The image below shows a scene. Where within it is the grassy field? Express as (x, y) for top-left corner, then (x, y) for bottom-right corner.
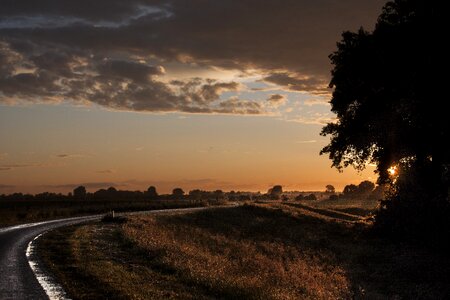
(38, 202), (450, 299)
(300, 197), (379, 217)
(0, 198), (211, 227)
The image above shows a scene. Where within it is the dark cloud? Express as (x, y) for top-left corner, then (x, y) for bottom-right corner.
(0, 0), (384, 113)
(198, 82), (240, 104)
(263, 73), (329, 95)
(96, 60), (165, 83)
(267, 94), (287, 107)
(30, 51), (74, 77)
(218, 97), (262, 115)
(0, 41), (261, 113)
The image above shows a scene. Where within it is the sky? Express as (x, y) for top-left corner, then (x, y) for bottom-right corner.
(0, 0), (385, 194)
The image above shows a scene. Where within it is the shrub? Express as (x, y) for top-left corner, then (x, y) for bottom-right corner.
(303, 194), (317, 201)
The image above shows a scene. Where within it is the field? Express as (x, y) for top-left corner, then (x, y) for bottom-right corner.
(299, 196), (379, 217)
(0, 198), (210, 227)
(37, 202), (450, 299)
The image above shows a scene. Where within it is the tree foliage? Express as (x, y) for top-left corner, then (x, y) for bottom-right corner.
(321, 0), (447, 187)
(343, 184), (358, 198)
(172, 188), (185, 198)
(268, 185), (283, 199)
(325, 185), (335, 193)
(321, 0), (449, 239)
(146, 186), (158, 199)
(358, 181), (375, 195)
(73, 186), (87, 200)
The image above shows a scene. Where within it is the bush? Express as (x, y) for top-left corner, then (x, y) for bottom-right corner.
(303, 194), (317, 201)
(328, 194), (339, 201)
(295, 194), (304, 201)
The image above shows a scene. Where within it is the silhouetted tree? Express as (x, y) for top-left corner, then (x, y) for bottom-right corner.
(73, 186), (87, 200)
(107, 186), (117, 194)
(238, 194), (251, 201)
(328, 194), (339, 201)
(268, 185), (283, 199)
(146, 186), (158, 199)
(357, 181), (375, 195)
(172, 188), (185, 198)
(321, 0), (447, 184)
(227, 190), (237, 201)
(303, 193), (317, 201)
(213, 190), (224, 201)
(321, 0), (449, 238)
(188, 189), (204, 200)
(343, 184), (358, 198)
(325, 185), (335, 194)
(295, 194), (304, 201)
(368, 184), (387, 201)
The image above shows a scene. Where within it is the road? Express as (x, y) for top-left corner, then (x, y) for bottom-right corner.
(0, 206), (221, 299)
(0, 215), (102, 299)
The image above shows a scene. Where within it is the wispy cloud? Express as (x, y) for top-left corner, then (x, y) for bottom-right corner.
(288, 112), (337, 125)
(303, 98), (330, 106)
(0, 162), (65, 171)
(0, 184), (15, 190)
(55, 153), (86, 158)
(266, 94), (287, 108)
(96, 169), (116, 174)
(0, 163), (42, 170)
(295, 140), (317, 144)
(42, 182), (122, 190)
(198, 146), (214, 154)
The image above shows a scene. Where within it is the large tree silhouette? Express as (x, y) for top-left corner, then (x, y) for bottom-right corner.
(321, 1), (448, 237)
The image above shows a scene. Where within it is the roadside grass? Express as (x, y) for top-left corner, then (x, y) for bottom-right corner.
(0, 199), (210, 227)
(38, 204), (450, 299)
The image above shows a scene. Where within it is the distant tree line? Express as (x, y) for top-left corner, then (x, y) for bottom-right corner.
(323, 181), (385, 202)
(0, 182), (384, 203)
(1, 185), (245, 202)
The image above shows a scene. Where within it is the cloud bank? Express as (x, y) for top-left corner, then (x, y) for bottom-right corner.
(0, 0), (384, 114)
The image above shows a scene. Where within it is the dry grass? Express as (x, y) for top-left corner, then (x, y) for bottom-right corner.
(123, 205), (354, 299)
(305, 197), (379, 217)
(0, 199), (207, 227)
(39, 203), (450, 299)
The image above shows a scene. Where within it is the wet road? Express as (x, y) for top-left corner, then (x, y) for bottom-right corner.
(0, 215), (102, 299)
(0, 206), (225, 299)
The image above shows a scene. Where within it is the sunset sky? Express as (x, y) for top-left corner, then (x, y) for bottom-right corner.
(0, 0), (385, 194)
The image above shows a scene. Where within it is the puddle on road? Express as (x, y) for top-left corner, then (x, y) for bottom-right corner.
(26, 234), (70, 300)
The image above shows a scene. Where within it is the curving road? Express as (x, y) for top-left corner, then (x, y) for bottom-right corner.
(0, 206), (222, 299)
(0, 215), (102, 299)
